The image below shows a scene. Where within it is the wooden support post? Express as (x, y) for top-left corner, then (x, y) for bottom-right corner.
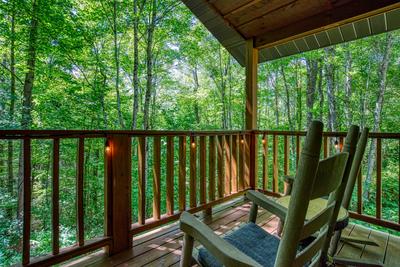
(179, 136), (186, 211)
(245, 39), (258, 190)
(153, 137), (161, 219)
(105, 135), (132, 255)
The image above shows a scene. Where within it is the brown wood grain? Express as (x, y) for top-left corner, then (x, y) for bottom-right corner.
(217, 135), (224, 198)
(208, 136), (216, 202)
(52, 138), (60, 255)
(190, 136), (197, 208)
(179, 136), (186, 211)
(272, 135), (278, 193)
(238, 135), (245, 191)
(199, 136), (206, 204)
(323, 136), (329, 158)
(138, 136), (146, 225)
(231, 134), (238, 193)
(23, 138), (31, 265)
(153, 136), (161, 219)
(77, 137), (85, 246)
(262, 135), (268, 191)
(166, 136), (174, 215)
(224, 135), (231, 195)
(376, 138), (382, 219)
(284, 135), (289, 176)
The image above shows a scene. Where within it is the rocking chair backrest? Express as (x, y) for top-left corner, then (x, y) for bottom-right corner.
(275, 121), (349, 267)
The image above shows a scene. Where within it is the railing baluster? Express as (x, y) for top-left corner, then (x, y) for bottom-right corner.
(284, 135), (289, 176)
(238, 135), (245, 191)
(166, 136), (174, 215)
(339, 136), (344, 152)
(224, 135), (231, 195)
(52, 138), (60, 255)
(357, 163), (363, 214)
(208, 136), (216, 201)
(244, 135), (250, 188)
(376, 138), (382, 219)
(262, 134), (268, 191)
(153, 136), (161, 219)
(217, 136), (224, 198)
(199, 136), (206, 205)
(231, 135), (238, 193)
(22, 138), (31, 265)
(77, 138), (85, 246)
(179, 136), (186, 211)
(138, 136), (146, 225)
(190, 136), (197, 208)
(296, 135), (300, 167)
(273, 134), (278, 193)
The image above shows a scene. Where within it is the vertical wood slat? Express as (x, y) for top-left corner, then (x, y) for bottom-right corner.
(138, 137), (146, 225)
(376, 138), (382, 219)
(323, 136), (329, 158)
(231, 135), (238, 193)
(238, 135), (245, 191)
(296, 135), (300, 167)
(262, 135), (268, 191)
(339, 136), (344, 152)
(199, 136), (206, 205)
(179, 136), (186, 211)
(284, 135), (289, 176)
(224, 135), (231, 195)
(272, 135), (278, 193)
(357, 163), (363, 214)
(217, 136), (224, 198)
(244, 135), (250, 188)
(249, 133), (258, 189)
(190, 136), (197, 208)
(166, 136), (174, 215)
(77, 138), (85, 246)
(52, 138), (60, 255)
(399, 140), (400, 224)
(22, 138), (31, 265)
(153, 137), (161, 219)
(208, 136), (216, 202)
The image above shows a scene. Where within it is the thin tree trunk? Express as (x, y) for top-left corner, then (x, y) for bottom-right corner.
(192, 65), (200, 125)
(295, 60), (302, 130)
(131, 0), (140, 129)
(113, 0), (125, 128)
(343, 46), (353, 127)
(324, 47), (337, 132)
(143, 0), (156, 130)
(280, 66), (293, 130)
(364, 33), (394, 199)
(317, 61), (324, 121)
(305, 58), (318, 127)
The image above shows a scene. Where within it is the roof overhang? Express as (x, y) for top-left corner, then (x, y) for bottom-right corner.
(181, 0), (400, 66)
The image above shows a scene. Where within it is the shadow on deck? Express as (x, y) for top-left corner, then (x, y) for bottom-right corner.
(63, 197), (400, 267)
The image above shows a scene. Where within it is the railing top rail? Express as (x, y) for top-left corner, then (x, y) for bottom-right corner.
(0, 129), (399, 139)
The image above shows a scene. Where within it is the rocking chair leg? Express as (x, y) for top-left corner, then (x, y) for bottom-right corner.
(180, 234), (195, 267)
(249, 203), (258, 223)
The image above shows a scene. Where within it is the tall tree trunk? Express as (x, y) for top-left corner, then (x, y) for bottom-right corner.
(18, 0), (40, 220)
(7, 2), (16, 218)
(317, 62), (324, 121)
(113, 0), (125, 128)
(272, 74), (279, 127)
(143, 0), (156, 130)
(280, 66), (293, 130)
(218, 46), (228, 129)
(295, 60), (302, 130)
(343, 46), (353, 127)
(324, 47), (337, 132)
(364, 33), (394, 199)
(131, 0), (140, 129)
(305, 58), (318, 127)
(192, 65), (200, 125)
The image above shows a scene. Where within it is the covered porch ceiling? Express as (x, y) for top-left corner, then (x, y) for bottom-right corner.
(181, 0), (400, 66)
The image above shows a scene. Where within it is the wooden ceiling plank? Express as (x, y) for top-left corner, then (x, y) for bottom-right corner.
(223, 0), (261, 17)
(209, 0), (254, 15)
(254, 1), (400, 49)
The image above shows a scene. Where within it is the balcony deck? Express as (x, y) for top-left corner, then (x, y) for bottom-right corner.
(64, 197), (400, 267)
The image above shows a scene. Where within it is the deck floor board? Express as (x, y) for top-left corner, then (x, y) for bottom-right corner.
(65, 198), (400, 267)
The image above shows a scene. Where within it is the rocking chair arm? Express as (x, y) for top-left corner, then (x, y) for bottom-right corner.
(246, 190), (287, 220)
(179, 212), (262, 267)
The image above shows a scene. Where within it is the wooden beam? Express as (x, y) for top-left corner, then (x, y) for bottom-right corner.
(105, 135), (132, 255)
(255, 1), (400, 49)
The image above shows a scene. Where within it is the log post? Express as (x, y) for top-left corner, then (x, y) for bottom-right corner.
(105, 135), (132, 255)
(245, 39), (258, 189)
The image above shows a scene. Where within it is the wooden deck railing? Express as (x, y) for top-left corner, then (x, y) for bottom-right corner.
(0, 129), (399, 266)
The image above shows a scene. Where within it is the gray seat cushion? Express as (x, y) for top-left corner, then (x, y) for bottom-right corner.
(198, 222), (279, 267)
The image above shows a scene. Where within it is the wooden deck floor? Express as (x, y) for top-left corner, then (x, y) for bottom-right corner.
(64, 198), (400, 267)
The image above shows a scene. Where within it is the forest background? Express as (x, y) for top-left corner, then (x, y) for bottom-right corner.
(0, 0), (399, 266)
